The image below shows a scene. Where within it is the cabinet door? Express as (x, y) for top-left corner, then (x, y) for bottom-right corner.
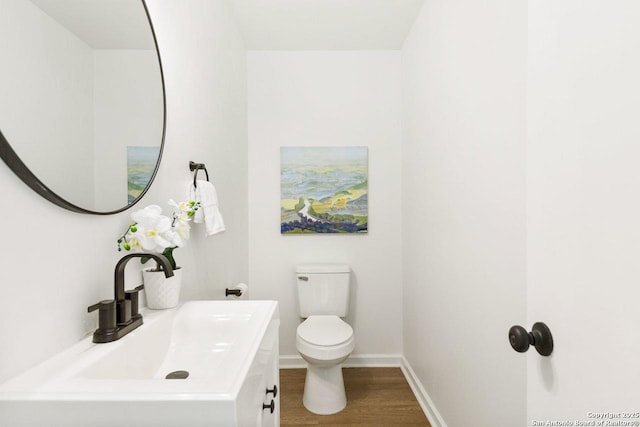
(261, 334), (279, 427)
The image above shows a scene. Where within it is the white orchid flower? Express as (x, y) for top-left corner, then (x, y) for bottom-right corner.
(124, 234), (143, 252)
(119, 200), (199, 269)
(169, 199), (196, 222)
(140, 217), (172, 251)
(121, 223), (145, 252)
(128, 205), (173, 252)
(172, 219), (191, 245)
(131, 205), (163, 227)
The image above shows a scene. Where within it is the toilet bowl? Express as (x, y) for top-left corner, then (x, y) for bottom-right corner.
(295, 264), (354, 414)
(296, 315), (355, 415)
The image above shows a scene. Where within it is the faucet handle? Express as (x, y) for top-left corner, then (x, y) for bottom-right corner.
(88, 300), (116, 333)
(125, 285), (145, 317)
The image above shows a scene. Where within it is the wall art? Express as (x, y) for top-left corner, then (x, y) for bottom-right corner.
(281, 146), (368, 234)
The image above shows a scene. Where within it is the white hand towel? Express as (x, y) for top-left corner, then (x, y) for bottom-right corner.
(187, 180), (226, 236)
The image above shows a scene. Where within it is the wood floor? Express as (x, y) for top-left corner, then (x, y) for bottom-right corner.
(279, 368), (431, 427)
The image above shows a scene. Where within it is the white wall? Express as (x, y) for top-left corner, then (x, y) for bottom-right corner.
(148, 0), (248, 303)
(248, 51), (403, 360)
(527, 0), (640, 422)
(401, 1), (527, 426)
(0, 0), (247, 383)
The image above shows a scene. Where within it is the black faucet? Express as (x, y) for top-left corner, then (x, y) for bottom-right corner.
(88, 253), (174, 343)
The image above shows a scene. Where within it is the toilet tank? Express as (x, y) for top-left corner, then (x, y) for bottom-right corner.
(296, 264), (351, 318)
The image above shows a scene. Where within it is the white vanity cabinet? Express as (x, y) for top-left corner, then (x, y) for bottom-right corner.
(0, 301), (280, 427)
(236, 307), (280, 426)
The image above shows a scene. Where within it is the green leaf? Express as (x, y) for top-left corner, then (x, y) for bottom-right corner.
(163, 247), (178, 270)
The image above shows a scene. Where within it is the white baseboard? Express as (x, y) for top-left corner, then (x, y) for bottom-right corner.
(279, 355), (307, 369)
(279, 354), (445, 426)
(400, 356), (448, 427)
(279, 354), (402, 369)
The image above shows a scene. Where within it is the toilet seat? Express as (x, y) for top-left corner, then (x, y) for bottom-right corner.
(297, 315), (353, 346)
(296, 315), (355, 362)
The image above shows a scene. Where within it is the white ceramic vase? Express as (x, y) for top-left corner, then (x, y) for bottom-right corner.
(142, 267), (182, 309)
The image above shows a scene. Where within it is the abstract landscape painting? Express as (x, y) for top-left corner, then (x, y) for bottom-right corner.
(127, 146), (160, 204)
(281, 146), (368, 234)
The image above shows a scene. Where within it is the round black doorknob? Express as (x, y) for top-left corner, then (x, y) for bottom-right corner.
(509, 325), (531, 353)
(508, 322), (553, 356)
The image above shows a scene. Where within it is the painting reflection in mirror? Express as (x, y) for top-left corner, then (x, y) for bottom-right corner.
(127, 146), (160, 204)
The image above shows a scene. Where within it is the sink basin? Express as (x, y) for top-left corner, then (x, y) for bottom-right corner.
(0, 300), (280, 427)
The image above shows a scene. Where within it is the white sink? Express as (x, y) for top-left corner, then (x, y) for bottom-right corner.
(0, 300), (280, 427)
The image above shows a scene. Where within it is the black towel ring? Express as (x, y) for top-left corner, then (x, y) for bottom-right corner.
(189, 161), (209, 188)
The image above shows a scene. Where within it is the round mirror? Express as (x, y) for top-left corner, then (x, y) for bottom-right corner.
(0, 0), (165, 214)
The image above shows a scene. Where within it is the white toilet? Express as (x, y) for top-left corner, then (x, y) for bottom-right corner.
(295, 264), (355, 415)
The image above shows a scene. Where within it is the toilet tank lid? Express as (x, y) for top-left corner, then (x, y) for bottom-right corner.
(295, 264), (350, 274)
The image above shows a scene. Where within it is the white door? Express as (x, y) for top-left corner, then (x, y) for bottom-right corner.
(526, 1), (640, 424)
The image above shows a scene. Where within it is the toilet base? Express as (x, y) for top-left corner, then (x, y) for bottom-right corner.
(302, 363), (347, 415)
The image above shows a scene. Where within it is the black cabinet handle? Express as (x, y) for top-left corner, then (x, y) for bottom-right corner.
(509, 322), (553, 356)
(266, 384), (277, 398)
(263, 399), (275, 414)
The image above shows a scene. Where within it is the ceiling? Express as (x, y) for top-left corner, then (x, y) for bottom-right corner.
(28, 0), (424, 51)
(230, 0), (425, 50)
(29, 0), (154, 49)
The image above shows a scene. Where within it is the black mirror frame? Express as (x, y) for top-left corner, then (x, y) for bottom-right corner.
(0, 0), (166, 215)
